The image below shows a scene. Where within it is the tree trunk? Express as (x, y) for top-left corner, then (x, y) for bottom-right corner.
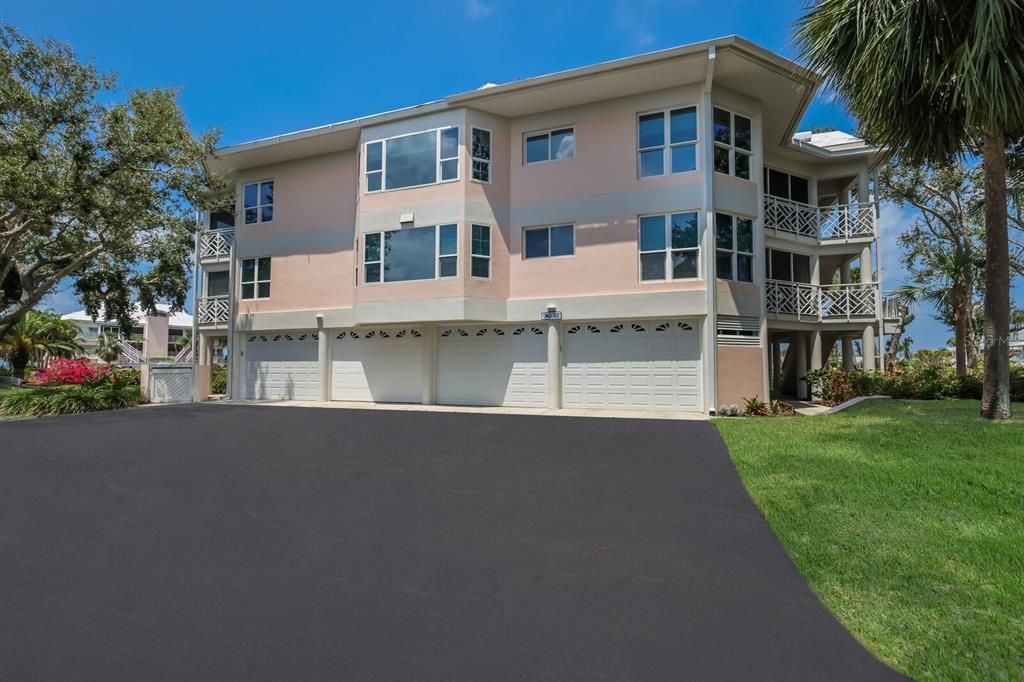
(953, 292), (968, 378)
(980, 131), (1011, 420)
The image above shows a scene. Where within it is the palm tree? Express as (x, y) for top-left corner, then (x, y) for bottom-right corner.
(94, 332), (122, 364)
(797, 0), (1024, 419)
(0, 310), (83, 378)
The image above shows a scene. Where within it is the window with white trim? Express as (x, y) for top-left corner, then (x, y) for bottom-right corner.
(243, 181), (273, 224)
(715, 213), (754, 282)
(362, 224), (458, 284)
(471, 224), (491, 278)
(364, 127), (460, 193)
(524, 224), (574, 259)
(471, 127), (491, 182)
(524, 127), (574, 164)
(712, 108), (752, 179)
(638, 107), (698, 178)
(241, 257), (271, 299)
(764, 167), (810, 204)
(639, 212), (699, 281)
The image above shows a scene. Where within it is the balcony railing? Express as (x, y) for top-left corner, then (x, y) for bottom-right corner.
(764, 195), (877, 242)
(197, 295), (230, 326)
(766, 279), (880, 321)
(881, 293), (907, 321)
(199, 228), (234, 261)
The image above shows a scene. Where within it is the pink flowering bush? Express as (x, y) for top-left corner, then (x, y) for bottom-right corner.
(27, 358), (111, 386)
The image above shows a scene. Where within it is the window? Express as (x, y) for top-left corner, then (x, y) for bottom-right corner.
(715, 213), (754, 282)
(638, 107), (698, 178)
(639, 212), (699, 281)
(764, 167), (810, 204)
(524, 127), (574, 164)
(524, 224), (574, 259)
(209, 210), (235, 229)
(364, 127), (460, 193)
(471, 127), (491, 182)
(206, 270), (230, 297)
(712, 108), (752, 180)
(243, 181), (273, 224)
(471, 224), (491, 278)
(241, 257), (271, 299)
(363, 224), (458, 283)
(767, 248), (810, 283)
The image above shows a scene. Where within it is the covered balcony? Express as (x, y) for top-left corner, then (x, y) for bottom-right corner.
(766, 280), (880, 322)
(199, 227), (234, 262)
(197, 295), (230, 326)
(763, 195), (877, 242)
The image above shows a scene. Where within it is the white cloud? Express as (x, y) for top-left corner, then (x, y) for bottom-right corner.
(465, 0), (495, 19)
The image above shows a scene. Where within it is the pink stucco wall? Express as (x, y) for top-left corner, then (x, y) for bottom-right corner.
(717, 345), (765, 406)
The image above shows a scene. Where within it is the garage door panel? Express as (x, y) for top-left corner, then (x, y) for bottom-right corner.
(332, 328), (423, 403)
(563, 320), (701, 412)
(244, 332), (320, 400)
(437, 326), (547, 408)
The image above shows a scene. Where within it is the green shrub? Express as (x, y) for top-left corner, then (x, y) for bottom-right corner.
(113, 367), (141, 386)
(0, 373), (140, 417)
(805, 363), (1024, 406)
(211, 365), (227, 394)
(743, 395), (770, 416)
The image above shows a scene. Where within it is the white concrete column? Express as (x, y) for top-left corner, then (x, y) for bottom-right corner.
(810, 330), (823, 372)
(771, 341), (782, 395)
(862, 324), (876, 372)
(842, 336), (855, 371)
(860, 245), (872, 283)
(198, 334), (210, 365)
(795, 333), (809, 400)
(547, 321), (562, 409)
(317, 325), (329, 402)
(810, 254), (821, 286)
(840, 260), (852, 285)
(421, 324), (437, 405)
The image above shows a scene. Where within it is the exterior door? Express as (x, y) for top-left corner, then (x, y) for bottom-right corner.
(331, 327), (424, 403)
(244, 332), (320, 400)
(436, 325), (548, 407)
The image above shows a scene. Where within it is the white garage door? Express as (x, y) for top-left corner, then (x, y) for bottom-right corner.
(244, 332), (319, 400)
(563, 320), (701, 411)
(437, 325), (548, 407)
(332, 327), (423, 403)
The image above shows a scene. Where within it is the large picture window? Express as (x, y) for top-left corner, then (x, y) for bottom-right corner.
(524, 224), (574, 259)
(713, 108), (752, 180)
(364, 127), (460, 193)
(363, 224), (458, 283)
(524, 127), (575, 164)
(715, 213), (754, 282)
(243, 181), (273, 224)
(639, 212), (699, 281)
(638, 107), (697, 178)
(241, 257), (271, 299)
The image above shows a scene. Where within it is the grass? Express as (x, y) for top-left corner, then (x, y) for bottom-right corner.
(714, 400), (1024, 681)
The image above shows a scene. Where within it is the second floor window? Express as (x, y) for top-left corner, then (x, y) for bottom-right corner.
(471, 224), (491, 278)
(713, 108), (752, 180)
(715, 213), (754, 282)
(241, 257), (271, 299)
(471, 128), (491, 182)
(363, 224), (458, 283)
(525, 128), (574, 164)
(524, 224), (574, 259)
(639, 212), (699, 281)
(365, 127), (460, 193)
(638, 107), (697, 177)
(243, 181), (273, 224)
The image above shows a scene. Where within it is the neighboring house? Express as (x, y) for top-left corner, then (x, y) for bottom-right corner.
(62, 304), (193, 363)
(193, 35), (901, 413)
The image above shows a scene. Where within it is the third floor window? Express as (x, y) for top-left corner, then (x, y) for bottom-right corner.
(638, 107), (697, 178)
(365, 127), (460, 193)
(525, 127), (575, 164)
(713, 108), (752, 180)
(243, 181), (273, 224)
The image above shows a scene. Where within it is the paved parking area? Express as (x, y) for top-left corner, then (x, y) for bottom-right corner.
(0, 404), (900, 681)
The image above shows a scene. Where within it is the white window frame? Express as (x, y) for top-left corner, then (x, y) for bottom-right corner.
(637, 105), (700, 179)
(715, 212), (755, 283)
(638, 211), (701, 283)
(522, 224), (575, 260)
(240, 256), (272, 300)
(242, 180), (274, 224)
(361, 224), (459, 285)
(471, 127), (492, 183)
(712, 107), (753, 180)
(523, 126), (575, 165)
(471, 224), (491, 279)
(363, 126), (461, 194)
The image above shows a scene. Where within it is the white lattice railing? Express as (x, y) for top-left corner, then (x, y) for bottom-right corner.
(766, 280), (880, 321)
(198, 295), (230, 325)
(199, 228), (234, 261)
(174, 344), (193, 363)
(764, 195), (877, 241)
(881, 293), (906, 321)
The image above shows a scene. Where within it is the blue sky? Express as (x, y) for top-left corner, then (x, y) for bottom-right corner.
(6, 0), (966, 348)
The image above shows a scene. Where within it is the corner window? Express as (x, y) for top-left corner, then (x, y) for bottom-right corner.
(471, 224), (491, 278)
(471, 127), (492, 182)
(364, 127), (460, 193)
(715, 213), (754, 282)
(713, 108), (752, 180)
(362, 224), (458, 284)
(638, 107), (698, 178)
(241, 257), (271, 299)
(524, 127), (574, 164)
(524, 224), (574, 259)
(243, 181), (273, 224)
(639, 212), (699, 281)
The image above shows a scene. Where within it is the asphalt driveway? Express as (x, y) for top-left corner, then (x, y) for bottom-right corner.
(0, 404), (901, 681)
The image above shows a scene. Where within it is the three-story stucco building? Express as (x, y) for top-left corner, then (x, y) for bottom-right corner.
(192, 36), (900, 414)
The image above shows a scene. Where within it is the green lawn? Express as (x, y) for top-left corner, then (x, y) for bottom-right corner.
(715, 400), (1023, 681)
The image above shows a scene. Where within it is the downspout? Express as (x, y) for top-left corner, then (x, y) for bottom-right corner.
(191, 210), (201, 383)
(702, 46), (718, 414)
